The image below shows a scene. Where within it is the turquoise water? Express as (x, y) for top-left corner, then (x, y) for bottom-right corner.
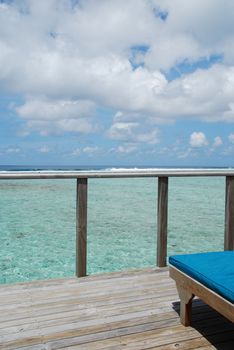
(0, 177), (225, 284)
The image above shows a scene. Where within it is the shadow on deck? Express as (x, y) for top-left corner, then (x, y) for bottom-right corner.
(0, 268), (233, 350)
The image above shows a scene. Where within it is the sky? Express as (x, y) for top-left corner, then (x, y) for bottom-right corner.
(1, 0), (234, 167)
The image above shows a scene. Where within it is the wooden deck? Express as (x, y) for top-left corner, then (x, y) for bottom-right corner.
(0, 269), (233, 350)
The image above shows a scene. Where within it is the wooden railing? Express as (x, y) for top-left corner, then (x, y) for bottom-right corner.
(1, 170), (234, 277)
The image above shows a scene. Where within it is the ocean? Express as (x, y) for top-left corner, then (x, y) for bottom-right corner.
(0, 165), (227, 284)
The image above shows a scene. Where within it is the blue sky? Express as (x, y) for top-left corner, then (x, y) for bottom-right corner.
(1, 0), (234, 167)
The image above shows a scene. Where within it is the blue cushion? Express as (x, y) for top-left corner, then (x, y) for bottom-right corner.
(169, 251), (234, 303)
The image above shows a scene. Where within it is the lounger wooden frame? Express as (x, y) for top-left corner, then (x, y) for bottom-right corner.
(169, 265), (234, 326)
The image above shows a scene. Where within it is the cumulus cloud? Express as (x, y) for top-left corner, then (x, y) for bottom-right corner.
(71, 146), (101, 156)
(228, 133), (234, 143)
(1, 0), (234, 140)
(213, 136), (223, 147)
(39, 146), (50, 153)
(83, 146), (100, 154)
(177, 148), (192, 159)
(72, 148), (81, 156)
(116, 143), (138, 154)
(107, 121), (159, 145)
(16, 98), (97, 134)
(190, 132), (208, 147)
(5, 147), (21, 153)
(107, 111), (160, 145)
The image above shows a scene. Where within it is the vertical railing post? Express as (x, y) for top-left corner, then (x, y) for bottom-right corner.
(76, 178), (88, 277)
(224, 176), (234, 250)
(157, 177), (169, 267)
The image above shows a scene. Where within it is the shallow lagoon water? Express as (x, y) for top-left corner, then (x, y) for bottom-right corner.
(0, 177), (225, 283)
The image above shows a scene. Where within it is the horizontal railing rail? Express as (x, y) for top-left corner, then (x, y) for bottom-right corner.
(0, 170), (234, 277)
(1, 169), (234, 179)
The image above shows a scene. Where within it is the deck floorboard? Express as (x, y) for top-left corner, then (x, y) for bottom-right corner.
(0, 269), (233, 350)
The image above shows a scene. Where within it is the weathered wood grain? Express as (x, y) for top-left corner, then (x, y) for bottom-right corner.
(170, 266), (234, 324)
(225, 176), (234, 250)
(157, 177), (168, 267)
(76, 178), (88, 277)
(0, 269), (233, 350)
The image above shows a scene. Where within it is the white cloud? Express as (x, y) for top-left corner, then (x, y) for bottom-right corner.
(116, 143), (138, 154)
(222, 145), (234, 155)
(72, 148), (81, 156)
(1, 0), (234, 138)
(0, 3), (7, 10)
(83, 146), (100, 154)
(72, 146), (100, 156)
(5, 147), (20, 153)
(107, 117), (160, 145)
(228, 133), (234, 143)
(190, 132), (208, 147)
(108, 122), (138, 141)
(39, 146), (50, 153)
(177, 148), (192, 159)
(213, 136), (223, 147)
(145, 34), (201, 71)
(16, 98), (95, 121)
(16, 98), (97, 134)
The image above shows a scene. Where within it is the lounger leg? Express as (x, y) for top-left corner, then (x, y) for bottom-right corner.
(176, 284), (194, 326)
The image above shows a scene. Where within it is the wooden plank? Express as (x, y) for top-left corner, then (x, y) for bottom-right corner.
(157, 177), (168, 267)
(0, 278), (174, 308)
(48, 322), (233, 350)
(0, 285), (177, 326)
(0, 270), (233, 350)
(76, 178), (88, 277)
(0, 305), (216, 341)
(224, 176), (234, 250)
(0, 267), (168, 296)
(0, 270), (170, 301)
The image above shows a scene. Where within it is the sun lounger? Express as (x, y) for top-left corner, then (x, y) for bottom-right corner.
(169, 251), (234, 326)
